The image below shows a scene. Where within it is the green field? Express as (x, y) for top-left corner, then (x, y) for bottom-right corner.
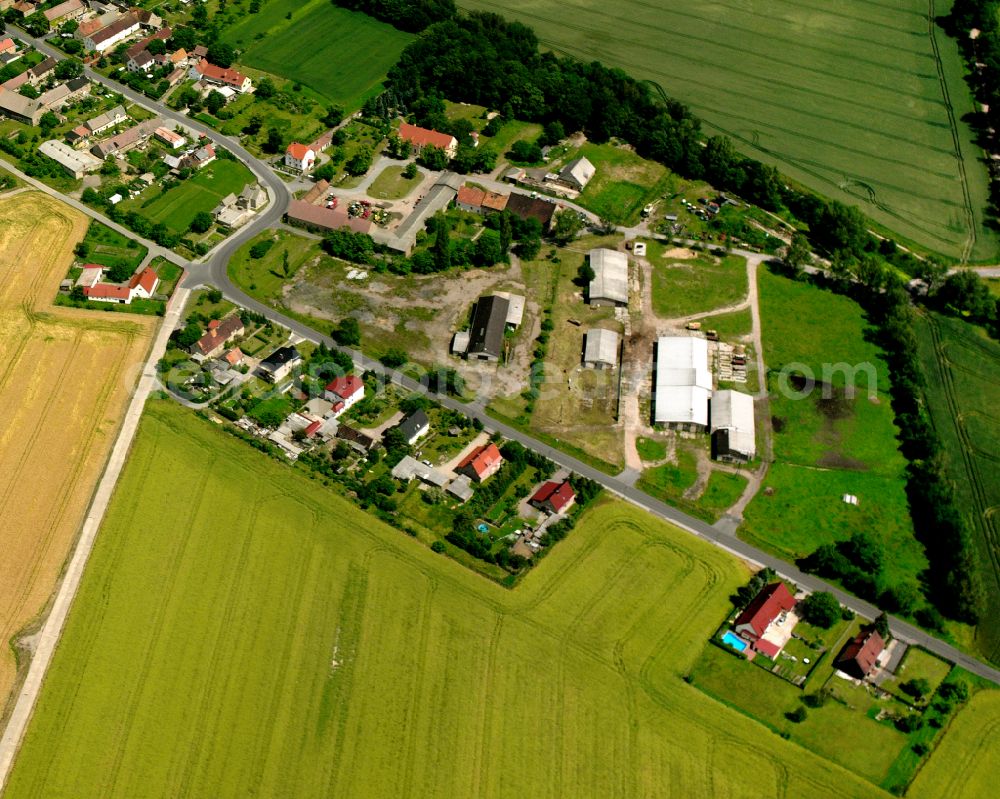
(742, 270), (923, 593)
(458, 0), (996, 261)
(914, 312), (1000, 662)
(79, 221), (147, 271)
(649, 252), (748, 318)
(368, 164), (422, 200)
(6, 401), (891, 798)
(123, 160), (254, 235)
(570, 142), (671, 224)
(223, 0), (414, 109)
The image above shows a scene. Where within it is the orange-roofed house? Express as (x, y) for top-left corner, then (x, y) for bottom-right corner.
(127, 267), (159, 299)
(456, 185), (485, 213)
(456, 443), (504, 483)
(398, 122), (458, 159)
(284, 142), (315, 173)
(84, 282), (132, 303)
(0, 38), (16, 56)
(530, 480), (576, 515)
(190, 58), (252, 93)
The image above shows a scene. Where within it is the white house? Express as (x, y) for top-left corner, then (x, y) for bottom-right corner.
(284, 142), (315, 172)
(154, 127), (186, 149)
(324, 374), (364, 416)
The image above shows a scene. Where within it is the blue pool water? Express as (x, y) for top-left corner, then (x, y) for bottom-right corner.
(722, 631), (749, 653)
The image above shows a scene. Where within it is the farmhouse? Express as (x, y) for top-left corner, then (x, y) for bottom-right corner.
(43, 0), (84, 23)
(324, 374), (364, 414)
(190, 59), (252, 93)
(835, 627), (885, 680)
(398, 122), (457, 159)
(711, 389), (756, 462)
(733, 582), (797, 658)
(191, 315), (244, 360)
(583, 328), (620, 370)
(0, 39), (15, 57)
(90, 118), (160, 159)
(0, 89), (43, 125)
(213, 183), (267, 229)
(397, 409), (430, 446)
(466, 294), (509, 362)
(26, 57), (57, 85)
(38, 140), (102, 178)
(154, 127), (186, 149)
(654, 336), (712, 431)
(258, 346), (302, 384)
(456, 443), (504, 483)
(68, 104), (127, 143)
(530, 480), (576, 515)
(455, 185), (508, 215)
(505, 192), (556, 228)
(588, 248), (629, 306)
(285, 199), (373, 236)
(127, 50), (155, 73)
(284, 142), (315, 172)
(80, 266), (159, 304)
(558, 156), (596, 191)
(85, 12), (141, 52)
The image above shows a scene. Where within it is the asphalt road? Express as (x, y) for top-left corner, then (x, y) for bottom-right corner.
(15, 28), (1000, 685)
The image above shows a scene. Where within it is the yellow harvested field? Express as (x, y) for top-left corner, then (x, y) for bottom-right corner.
(0, 192), (155, 716)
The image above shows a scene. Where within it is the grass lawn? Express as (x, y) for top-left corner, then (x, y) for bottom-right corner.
(456, 0), (996, 260)
(367, 164), (421, 200)
(228, 229), (319, 301)
(914, 311), (1000, 663)
(150, 257), (183, 296)
(79, 221), (147, 272)
(649, 252), (747, 318)
(224, 0), (414, 109)
(122, 159), (254, 236)
(882, 648), (952, 704)
(743, 269), (922, 595)
(697, 307), (752, 339)
(4, 400), (892, 798)
(635, 436), (666, 462)
(570, 142), (671, 224)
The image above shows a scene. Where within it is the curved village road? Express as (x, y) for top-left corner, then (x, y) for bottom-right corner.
(8, 29), (1000, 691)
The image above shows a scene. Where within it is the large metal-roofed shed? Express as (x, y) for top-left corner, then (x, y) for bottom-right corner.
(711, 389), (756, 461)
(588, 248), (629, 306)
(583, 328), (620, 369)
(654, 336), (712, 430)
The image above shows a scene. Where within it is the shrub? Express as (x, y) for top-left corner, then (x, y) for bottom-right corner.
(786, 706), (807, 723)
(797, 592), (841, 628)
(430, 540), (446, 553)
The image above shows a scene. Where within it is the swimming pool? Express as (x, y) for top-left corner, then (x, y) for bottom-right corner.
(722, 631), (749, 653)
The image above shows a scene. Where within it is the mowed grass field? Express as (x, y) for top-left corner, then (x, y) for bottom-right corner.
(7, 400), (890, 798)
(742, 271), (924, 591)
(460, 0), (996, 261)
(121, 160), (254, 236)
(0, 193), (154, 711)
(914, 311), (1000, 662)
(222, 0), (414, 109)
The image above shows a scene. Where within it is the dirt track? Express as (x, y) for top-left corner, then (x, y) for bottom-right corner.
(0, 193), (154, 719)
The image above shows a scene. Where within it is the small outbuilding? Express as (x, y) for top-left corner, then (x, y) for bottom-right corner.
(711, 389), (756, 462)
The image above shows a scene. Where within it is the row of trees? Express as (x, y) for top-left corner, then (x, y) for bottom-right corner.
(333, 0), (456, 33)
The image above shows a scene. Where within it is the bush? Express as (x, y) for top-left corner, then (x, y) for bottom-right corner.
(786, 706), (807, 723)
(894, 714), (922, 733)
(430, 540), (446, 553)
(250, 239), (274, 259)
(797, 591), (841, 628)
(900, 678), (932, 701)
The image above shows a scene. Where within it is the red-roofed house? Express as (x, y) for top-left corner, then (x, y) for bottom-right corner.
(85, 282), (131, 303)
(835, 628), (885, 680)
(398, 122), (458, 159)
(284, 142), (315, 173)
(324, 374), (364, 414)
(734, 582), (797, 644)
(191, 314), (244, 359)
(304, 419), (323, 438)
(456, 443), (504, 483)
(0, 38), (16, 56)
(224, 347), (244, 366)
(190, 58), (252, 93)
(530, 480), (576, 515)
(128, 267), (159, 299)
(456, 185), (485, 213)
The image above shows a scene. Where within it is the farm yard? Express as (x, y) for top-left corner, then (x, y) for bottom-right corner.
(222, 0), (414, 109)
(0, 193), (154, 713)
(914, 311), (1000, 663)
(4, 401), (891, 799)
(457, 0), (996, 261)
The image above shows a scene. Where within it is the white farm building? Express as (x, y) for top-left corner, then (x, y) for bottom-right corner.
(653, 336), (712, 431)
(583, 328), (619, 369)
(588, 248), (629, 306)
(711, 389), (756, 461)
